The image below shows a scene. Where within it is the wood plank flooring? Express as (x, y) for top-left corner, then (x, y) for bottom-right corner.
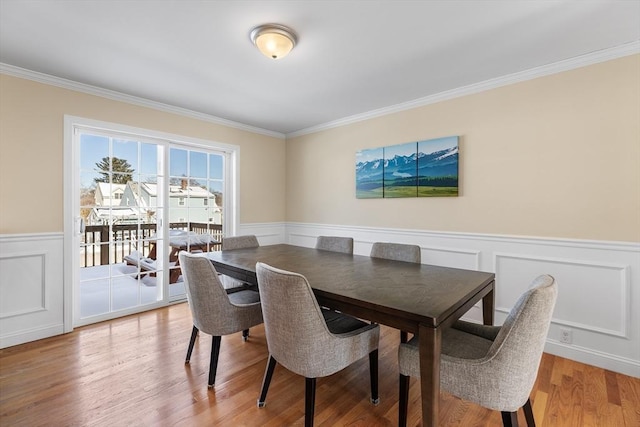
(1, 303), (638, 426)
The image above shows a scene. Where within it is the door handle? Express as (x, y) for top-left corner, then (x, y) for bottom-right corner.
(75, 217), (85, 236)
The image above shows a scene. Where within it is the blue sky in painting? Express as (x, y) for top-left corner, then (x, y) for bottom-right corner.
(418, 136), (458, 154)
(356, 147), (383, 163)
(385, 141), (416, 159)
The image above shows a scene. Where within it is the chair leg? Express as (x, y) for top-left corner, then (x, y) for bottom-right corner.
(369, 349), (379, 405)
(242, 329), (249, 342)
(399, 374), (410, 427)
(305, 377), (317, 427)
(523, 398), (536, 427)
(185, 325), (199, 364)
(501, 410), (519, 427)
(208, 335), (221, 388)
(257, 355), (277, 408)
(400, 331), (408, 343)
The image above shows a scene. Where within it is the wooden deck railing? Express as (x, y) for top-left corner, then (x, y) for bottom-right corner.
(81, 223), (223, 267)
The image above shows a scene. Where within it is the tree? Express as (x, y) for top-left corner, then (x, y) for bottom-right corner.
(94, 157), (134, 184)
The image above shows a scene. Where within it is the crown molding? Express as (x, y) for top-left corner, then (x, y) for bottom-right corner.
(0, 63), (286, 140)
(286, 41), (640, 138)
(3, 40), (637, 141)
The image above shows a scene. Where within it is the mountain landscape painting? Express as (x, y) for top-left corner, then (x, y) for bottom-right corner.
(356, 136), (459, 198)
(417, 136), (459, 197)
(355, 147), (384, 198)
(383, 142), (418, 198)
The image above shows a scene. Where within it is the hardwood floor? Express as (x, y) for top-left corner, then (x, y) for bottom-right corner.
(1, 303), (638, 426)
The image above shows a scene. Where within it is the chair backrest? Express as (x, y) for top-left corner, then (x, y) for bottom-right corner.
(179, 251), (252, 336)
(222, 235), (259, 250)
(370, 242), (421, 263)
(315, 236), (354, 254)
(256, 262), (354, 378)
(478, 274), (558, 409)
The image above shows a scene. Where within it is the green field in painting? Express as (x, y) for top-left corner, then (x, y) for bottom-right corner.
(356, 187), (384, 198)
(418, 186), (458, 197)
(384, 186), (418, 198)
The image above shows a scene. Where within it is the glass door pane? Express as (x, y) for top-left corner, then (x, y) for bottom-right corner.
(77, 132), (164, 321)
(167, 147), (224, 299)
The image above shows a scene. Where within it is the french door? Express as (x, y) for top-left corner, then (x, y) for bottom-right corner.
(66, 116), (236, 327)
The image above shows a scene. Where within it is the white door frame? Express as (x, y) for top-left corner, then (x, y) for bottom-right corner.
(63, 115), (240, 330)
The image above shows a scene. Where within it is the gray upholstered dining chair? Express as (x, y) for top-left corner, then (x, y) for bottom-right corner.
(255, 262), (380, 427)
(397, 274), (557, 427)
(221, 234), (260, 251)
(370, 242), (421, 342)
(220, 234), (260, 290)
(179, 252), (263, 388)
(185, 234), (261, 362)
(315, 236), (354, 254)
(370, 241), (421, 264)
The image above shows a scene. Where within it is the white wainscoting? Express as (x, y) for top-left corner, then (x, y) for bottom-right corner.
(0, 233), (65, 348)
(285, 222), (640, 377)
(239, 222), (287, 246)
(3, 225), (638, 377)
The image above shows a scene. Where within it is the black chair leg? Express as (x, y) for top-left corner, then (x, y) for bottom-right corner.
(208, 335), (221, 388)
(369, 349), (379, 405)
(242, 329), (250, 341)
(185, 325), (199, 364)
(257, 355), (277, 408)
(399, 374), (410, 427)
(400, 331), (408, 343)
(501, 410), (519, 427)
(523, 398), (536, 427)
(305, 377), (316, 427)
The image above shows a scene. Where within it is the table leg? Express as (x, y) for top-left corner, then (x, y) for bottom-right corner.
(169, 247), (180, 262)
(418, 323), (441, 427)
(148, 242), (157, 260)
(482, 281), (495, 326)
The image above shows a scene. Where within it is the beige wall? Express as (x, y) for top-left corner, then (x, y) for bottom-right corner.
(0, 75), (286, 234)
(286, 55), (640, 243)
(2, 55), (639, 241)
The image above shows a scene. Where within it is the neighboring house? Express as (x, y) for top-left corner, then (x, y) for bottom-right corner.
(87, 206), (141, 225)
(120, 179), (222, 224)
(88, 183), (140, 225)
(94, 183), (126, 206)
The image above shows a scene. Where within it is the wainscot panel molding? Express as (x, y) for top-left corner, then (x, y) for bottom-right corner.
(239, 222), (287, 246)
(3, 225), (638, 377)
(285, 222), (640, 377)
(0, 233), (65, 348)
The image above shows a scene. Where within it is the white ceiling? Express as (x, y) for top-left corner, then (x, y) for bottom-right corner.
(1, 1), (639, 137)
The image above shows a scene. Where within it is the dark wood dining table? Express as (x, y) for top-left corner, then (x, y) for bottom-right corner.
(207, 244), (495, 426)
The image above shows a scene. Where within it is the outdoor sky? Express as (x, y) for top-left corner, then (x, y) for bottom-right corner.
(79, 133), (223, 190)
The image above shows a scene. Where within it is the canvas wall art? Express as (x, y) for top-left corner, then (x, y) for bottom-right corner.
(356, 136), (459, 198)
(355, 147), (384, 198)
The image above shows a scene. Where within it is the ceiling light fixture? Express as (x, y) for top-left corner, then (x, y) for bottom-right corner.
(250, 24), (297, 60)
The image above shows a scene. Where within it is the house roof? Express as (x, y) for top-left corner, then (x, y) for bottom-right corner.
(138, 182), (215, 199)
(97, 182), (126, 196)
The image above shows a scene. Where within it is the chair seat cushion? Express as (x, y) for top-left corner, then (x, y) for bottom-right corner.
(400, 325), (494, 378)
(403, 326), (493, 360)
(228, 289), (260, 305)
(441, 327), (494, 359)
(322, 308), (369, 335)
